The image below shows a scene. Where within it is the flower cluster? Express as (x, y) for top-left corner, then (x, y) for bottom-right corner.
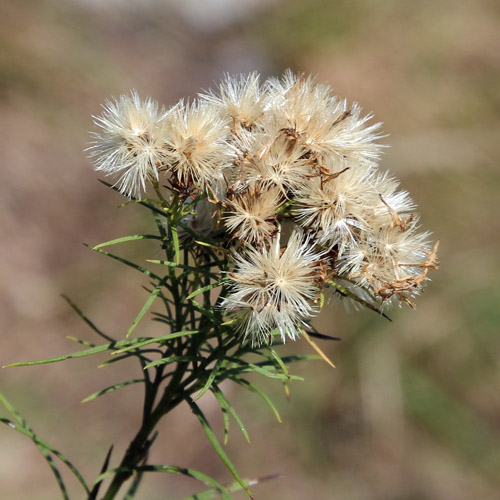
(89, 71), (438, 345)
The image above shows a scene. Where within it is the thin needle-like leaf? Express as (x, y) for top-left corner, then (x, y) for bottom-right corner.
(126, 277), (168, 338)
(81, 379), (144, 403)
(185, 397), (253, 499)
(211, 387), (250, 444)
(92, 234), (161, 250)
(302, 331), (335, 368)
(61, 294), (114, 342)
(229, 378), (282, 424)
(4, 337), (151, 368)
(89, 445), (114, 500)
(194, 358), (224, 402)
(0, 394), (72, 498)
(94, 465), (231, 500)
(171, 225), (181, 265)
(86, 245), (162, 281)
(0, 414), (90, 495)
(182, 474), (283, 500)
(113, 330), (199, 355)
(186, 281), (223, 301)
(328, 280), (392, 321)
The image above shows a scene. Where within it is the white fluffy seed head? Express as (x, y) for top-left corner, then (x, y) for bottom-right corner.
(164, 100), (233, 187)
(221, 231), (323, 345)
(89, 71), (438, 331)
(201, 72), (266, 131)
(224, 186), (281, 244)
(88, 91), (169, 198)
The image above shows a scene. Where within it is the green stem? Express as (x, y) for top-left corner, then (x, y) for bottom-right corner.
(101, 361), (187, 500)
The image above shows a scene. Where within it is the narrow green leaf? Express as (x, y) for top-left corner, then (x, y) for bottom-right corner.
(194, 358), (223, 402)
(61, 294), (114, 342)
(188, 298), (217, 323)
(94, 465), (231, 500)
(143, 355), (203, 370)
(92, 234), (161, 250)
(267, 347), (290, 379)
(0, 397), (70, 497)
(89, 445), (114, 500)
(87, 245), (162, 281)
(328, 280), (392, 321)
(123, 468), (144, 500)
(65, 336), (96, 348)
(126, 277), (168, 338)
(171, 225), (181, 265)
(153, 210), (168, 240)
(185, 397), (253, 499)
(212, 387), (250, 444)
(0, 393), (23, 425)
(212, 390), (230, 445)
(223, 357), (301, 381)
(183, 474), (283, 500)
(43, 450), (70, 500)
(112, 330), (199, 355)
(267, 347), (291, 398)
(147, 259), (219, 279)
(229, 378), (282, 423)
(82, 379), (144, 403)
(98, 179), (168, 219)
(186, 281), (222, 301)
(0, 417), (90, 494)
(4, 337), (151, 368)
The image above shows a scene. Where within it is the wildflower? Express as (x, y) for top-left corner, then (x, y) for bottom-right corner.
(339, 221), (434, 306)
(224, 186), (281, 244)
(201, 72), (265, 131)
(221, 231), (322, 345)
(265, 71), (384, 164)
(239, 132), (313, 196)
(89, 70), (439, 336)
(293, 164), (376, 253)
(88, 91), (169, 198)
(164, 100), (233, 187)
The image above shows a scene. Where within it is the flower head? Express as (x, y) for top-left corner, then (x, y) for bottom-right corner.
(221, 231), (322, 345)
(224, 186), (281, 244)
(88, 91), (169, 198)
(201, 72), (265, 131)
(89, 71), (439, 343)
(164, 101), (233, 187)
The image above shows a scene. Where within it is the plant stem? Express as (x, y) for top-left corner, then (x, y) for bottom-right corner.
(101, 364), (187, 500)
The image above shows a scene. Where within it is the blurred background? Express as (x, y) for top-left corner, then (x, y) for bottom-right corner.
(1, 0), (499, 498)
